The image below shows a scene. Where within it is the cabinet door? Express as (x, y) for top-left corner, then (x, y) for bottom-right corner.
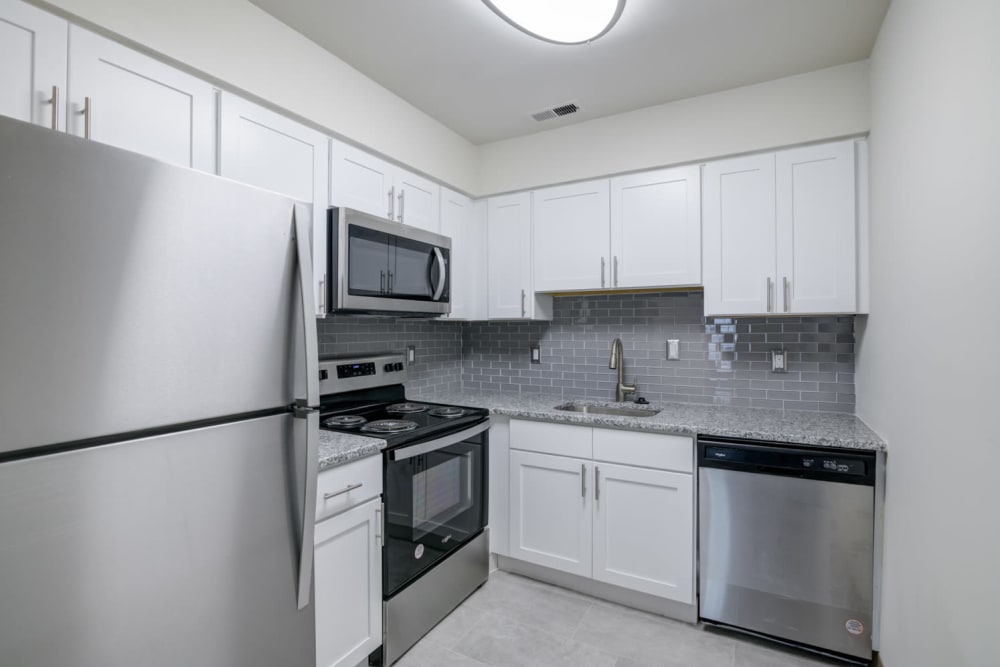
(533, 180), (610, 291)
(593, 463), (693, 603)
(487, 192), (532, 319)
(611, 166), (701, 288)
(219, 94), (329, 315)
(440, 188), (486, 320)
(330, 138), (394, 220)
(509, 449), (592, 577)
(67, 26), (216, 172)
(0, 0), (67, 130)
(702, 153), (776, 316)
(395, 167), (440, 233)
(776, 141), (857, 314)
(314, 499), (382, 667)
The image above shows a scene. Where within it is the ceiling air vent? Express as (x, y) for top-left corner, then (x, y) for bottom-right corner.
(531, 103), (580, 122)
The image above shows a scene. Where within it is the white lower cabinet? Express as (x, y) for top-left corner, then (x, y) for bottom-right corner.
(509, 419), (694, 605)
(592, 462), (693, 602)
(509, 449), (592, 577)
(314, 461), (383, 667)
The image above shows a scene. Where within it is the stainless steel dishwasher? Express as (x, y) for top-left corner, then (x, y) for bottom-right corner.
(698, 437), (879, 664)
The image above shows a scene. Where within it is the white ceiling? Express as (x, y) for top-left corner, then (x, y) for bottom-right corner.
(249, 0), (889, 145)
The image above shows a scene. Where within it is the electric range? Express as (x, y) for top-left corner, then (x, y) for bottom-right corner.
(317, 354), (490, 667)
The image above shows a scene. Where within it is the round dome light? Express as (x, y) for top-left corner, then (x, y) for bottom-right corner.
(483, 0), (626, 45)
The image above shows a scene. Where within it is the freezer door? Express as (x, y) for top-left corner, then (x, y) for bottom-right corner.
(0, 414), (314, 667)
(0, 116), (313, 455)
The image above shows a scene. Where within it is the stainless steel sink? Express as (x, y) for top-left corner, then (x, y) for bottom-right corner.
(554, 403), (661, 417)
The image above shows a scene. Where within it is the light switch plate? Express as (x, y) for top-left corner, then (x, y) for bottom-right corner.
(667, 339), (680, 360)
(407, 345), (416, 364)
(530, 345), (541, 364)
(771, 348), (788, 373)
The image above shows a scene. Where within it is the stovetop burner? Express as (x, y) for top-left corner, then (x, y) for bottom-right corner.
(428, 406), (466, 419)
(386, 402), (428, 414)
(361, 419), (419, 434)
(323, 415), (368, 428)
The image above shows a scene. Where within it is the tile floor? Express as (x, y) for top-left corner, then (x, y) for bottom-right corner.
(394, 570), (848, 667)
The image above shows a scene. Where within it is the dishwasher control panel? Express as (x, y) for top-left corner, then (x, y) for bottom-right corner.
(700, 442), (875, 485)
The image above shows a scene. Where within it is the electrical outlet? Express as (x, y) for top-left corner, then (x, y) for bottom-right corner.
(771, 348), (788, 373)
(407, 345), (416, 364)
(667, 339), (680, 360)
(530, 345), (541, 364)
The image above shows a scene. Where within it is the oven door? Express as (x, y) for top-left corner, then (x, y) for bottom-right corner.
(383, 421), (488, 597)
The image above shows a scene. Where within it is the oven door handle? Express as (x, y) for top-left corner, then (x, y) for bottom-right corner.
(389, 420), (490, 462)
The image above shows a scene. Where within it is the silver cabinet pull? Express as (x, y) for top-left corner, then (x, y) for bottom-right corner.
(766, 277), (773, 312)
(78, 96), (92, 140)
(375, 503), (383, 546)
(614, 256), (619, 287)
(521, 288), (526, 318)
(398, 189), (405, 223)
(595, 466), (600, 501)
(783, 276), (790, 312)
(318, 277), (326, 315)
(387, 186), (395, 219)
(601, 257), (606, 288)
(46, 85), (59, 131)
(581, 463), (587, 498)
(324, 482), (363, 501)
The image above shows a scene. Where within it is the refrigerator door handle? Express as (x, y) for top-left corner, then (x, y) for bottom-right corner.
(293, 406), (319, 610)
(293, 204), (320, 407)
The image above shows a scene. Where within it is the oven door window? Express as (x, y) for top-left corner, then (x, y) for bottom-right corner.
(384, 436), (485, 595)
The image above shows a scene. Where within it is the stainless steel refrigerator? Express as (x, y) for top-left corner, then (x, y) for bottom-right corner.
(0, 115), (320, 666)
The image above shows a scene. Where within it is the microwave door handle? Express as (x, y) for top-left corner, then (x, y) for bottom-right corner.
(431, 247), (446, 301)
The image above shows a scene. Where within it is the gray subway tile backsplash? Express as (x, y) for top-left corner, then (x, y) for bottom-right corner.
(317, 291), (856, 413)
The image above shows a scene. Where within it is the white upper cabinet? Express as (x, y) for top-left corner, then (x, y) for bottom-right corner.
(67, 26), (217, 173)
(703, 140), (859, 316)
(329, 139), (393, 219)
(533, 180), (610, 291)
(219, 93), (329, 315)
(776, 141), (857, 314)
(533, 169), (702, 292)
(702, 153), (776, 315)
(330, 138), (440, 233)
(611, 166), (701, 288)
(487, 192), (553, 320)
(0, 0), (67, 130)
(439, 188), (487, 320)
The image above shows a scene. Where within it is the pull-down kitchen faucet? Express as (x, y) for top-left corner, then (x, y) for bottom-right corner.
(609, 337), (637, 402)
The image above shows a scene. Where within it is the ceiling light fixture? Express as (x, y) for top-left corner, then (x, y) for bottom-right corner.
(483, 0), (626, 45)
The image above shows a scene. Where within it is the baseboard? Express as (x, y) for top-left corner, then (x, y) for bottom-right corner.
(496, 555), (698, 624)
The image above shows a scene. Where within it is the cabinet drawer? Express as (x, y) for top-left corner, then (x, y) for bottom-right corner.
(510, 419), (593, 459)
(316, 454), (382, 522)
(593, 429), (693, 473)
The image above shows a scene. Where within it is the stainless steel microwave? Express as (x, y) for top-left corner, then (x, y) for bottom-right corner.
(326, 207), (451, 316)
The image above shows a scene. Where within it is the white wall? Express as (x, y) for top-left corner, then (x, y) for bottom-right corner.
(477, 61), (870, 195)
(857, 1), (1000, 665)
(38, 0), (479, 193)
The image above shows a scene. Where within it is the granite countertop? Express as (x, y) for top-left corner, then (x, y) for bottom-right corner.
(409, 389), (886, 451)
(318, 430), (386, 471)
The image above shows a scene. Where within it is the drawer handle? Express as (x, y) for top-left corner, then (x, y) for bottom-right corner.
(324, 482), (363, 501)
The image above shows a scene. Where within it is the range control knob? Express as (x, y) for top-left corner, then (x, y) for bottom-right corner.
(384, 363), (394, 372)
(394, 362), (404, 371)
